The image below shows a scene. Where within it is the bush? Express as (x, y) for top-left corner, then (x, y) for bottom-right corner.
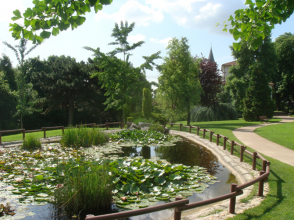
(133, 117), (154, 125)
(22, 135), (42, 150)
(148, 123), (164, 133)
(190, 103), (238, 122)
(151, 113), (168, 125)
(54, 160), (114, 217)
(61, 127), (108, 148)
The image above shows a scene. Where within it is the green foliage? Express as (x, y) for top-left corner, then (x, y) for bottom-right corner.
(190, 103), (238, 122)
(61, 127), (108, 148)
(10, 0), (113, 43)
(151, 113), (168, 125)
(224, 0), (294, 50)
(133, 117), (154, 125)
(142, 88), (152, 119)
(0, 71), (17, 130)
(55, 160), (113, 216)
(157, 37), (202, 125)
(225, 36), (277, 113)
(0, 55), (17, 91)
(22, 135), (41, 150)
(148, 123), (164, 133)
(127, 117), (133, 122)
(243, 64), (275, 121)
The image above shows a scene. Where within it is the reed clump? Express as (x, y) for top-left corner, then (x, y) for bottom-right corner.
(22, 135), (42, 150)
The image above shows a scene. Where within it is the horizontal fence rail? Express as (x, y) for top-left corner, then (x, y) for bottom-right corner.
(0, 122), (123, 144)
(84, 123), (271, 220)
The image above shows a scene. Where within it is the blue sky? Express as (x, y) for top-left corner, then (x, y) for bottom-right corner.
(0, 0), (293, 83)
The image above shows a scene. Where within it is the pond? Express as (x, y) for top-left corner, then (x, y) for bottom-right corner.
(0, 135), (237, 220)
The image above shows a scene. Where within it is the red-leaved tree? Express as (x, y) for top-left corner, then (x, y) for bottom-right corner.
(198, 58), (222, 107)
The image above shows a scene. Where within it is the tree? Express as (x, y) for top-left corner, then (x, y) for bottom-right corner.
(224, 0), (294, 50)
(3, 38), (40, 128)
(142, 88), (152, 119)
(0, 71), (17, 130)
(157, 37), (202, 125)
(0, 55), (17, 91)
(198, 58), (222, 107)
(274, 33), (294, 112)
(10, 0), (113, 43)
(243, 63), (275, 121)
(84, 21), (160, 124)
(225, 36), (277, 113)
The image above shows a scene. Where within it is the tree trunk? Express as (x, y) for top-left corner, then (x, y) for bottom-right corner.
(20, 113), (23, 129)
(187, 110), (190, 126)
(68, 95), (74, 126)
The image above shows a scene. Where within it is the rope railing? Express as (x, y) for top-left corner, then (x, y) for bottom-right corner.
(85, 123), (271, 220)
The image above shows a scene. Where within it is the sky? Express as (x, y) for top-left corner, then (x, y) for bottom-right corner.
(0, 0), (293, 83)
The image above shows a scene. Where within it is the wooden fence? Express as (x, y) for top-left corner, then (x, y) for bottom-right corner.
(0, 122), (123, 144)
(84, 123), (270, 220)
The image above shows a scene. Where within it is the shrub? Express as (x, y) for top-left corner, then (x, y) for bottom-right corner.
(54, 160), (114, 217)
(142, 88), (152, 119)
(151, 113), (168, 125)
(190, 103), (238, 122)
(149, 123), (164, 133)
(22, 135), (42, 150)
(133, 117), (154, 125)
(127, 117), (133, 122)
(61, 127), (108, 148)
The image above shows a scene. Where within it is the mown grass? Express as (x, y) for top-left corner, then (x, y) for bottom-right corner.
(170, 117), (294, 220)
(255, 122), (294, 151)
(0, 125), (121, 143)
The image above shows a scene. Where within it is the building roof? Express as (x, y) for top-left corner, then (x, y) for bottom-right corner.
(208, 47), (215, 63)
(222, 61), (237, 66)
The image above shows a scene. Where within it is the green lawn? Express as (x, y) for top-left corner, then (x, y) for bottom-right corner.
(255, 122), (294, 151)
(170, 117), (294, 219)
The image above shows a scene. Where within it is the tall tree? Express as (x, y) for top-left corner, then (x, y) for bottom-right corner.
(225, 36), (277, 113)
(84, 21), (160, 125)
(10, 0), (113, 43)
(157, 37), (202, 125)
(0, 55), (17, 91)
(3, 38), (39, 128)
(142, 88), (152, 119)
(198, 58), (222, 107)
(0, 71), (17, 130)
(274, 32), (294, 112)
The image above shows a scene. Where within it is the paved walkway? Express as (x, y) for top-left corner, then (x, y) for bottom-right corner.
(233, 115), (294, 166)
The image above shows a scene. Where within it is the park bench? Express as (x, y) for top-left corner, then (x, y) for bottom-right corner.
(259, 116), (269, 122)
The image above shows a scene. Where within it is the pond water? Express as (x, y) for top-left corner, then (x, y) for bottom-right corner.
(9, 138), (237, 220)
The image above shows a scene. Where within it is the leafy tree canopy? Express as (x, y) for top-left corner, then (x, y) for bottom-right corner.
(9, 0), (113, 43)
(224, 0), (294, 50)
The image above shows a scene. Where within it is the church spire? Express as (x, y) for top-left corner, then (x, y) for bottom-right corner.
(208, 46), (215, 63)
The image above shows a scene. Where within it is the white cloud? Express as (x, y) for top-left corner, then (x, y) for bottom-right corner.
(128, 34), (146, 43)
(0, 0), (26, 24)
(146, 0), (246, 34)
(150, 37), (172, 47)
(95, 0), (164, 26)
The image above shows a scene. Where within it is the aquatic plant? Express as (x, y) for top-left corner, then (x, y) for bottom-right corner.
(22, 135), (42, 150)
(54, 159), (114, 217)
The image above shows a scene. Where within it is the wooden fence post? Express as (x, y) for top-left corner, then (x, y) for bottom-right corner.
(240, 146), (244, 162)
(262, 160), (267, 172)
(229, 183), (237, 214)
(43, 128), (46, 138)
(223, 137), (227, 150)
(258, 171), (265, 196)
(231, 141), (234, 155)
(62, 126), (65, 135)
(197, 127), (200, 135)
(106, 123), (109, 130)
(216, 134), (220, 145)
(252, 152), (257, 170)
(189, 125), (191, 133)
(180, 124), (182, 131)
(203, 129), (206, 139)
(210, 131), (213, 142)
(121, 122), (123, 129)
(22, 129), (25, 140)
(174, 196), (183, 220)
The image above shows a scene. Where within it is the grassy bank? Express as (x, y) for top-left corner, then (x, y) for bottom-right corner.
(255, 122), (294, 151)
(170, 118), (294, 220)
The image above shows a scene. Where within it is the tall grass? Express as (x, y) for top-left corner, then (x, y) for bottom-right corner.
(22, 135), (42, 150)
(54, 160), (114, 217)
(60, 127), (108, 148)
